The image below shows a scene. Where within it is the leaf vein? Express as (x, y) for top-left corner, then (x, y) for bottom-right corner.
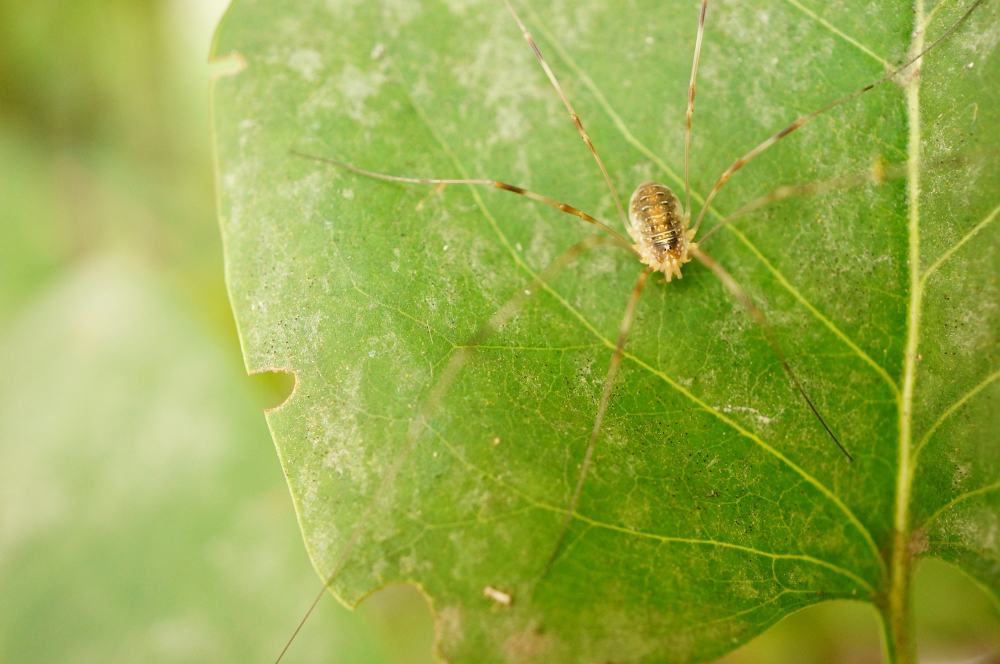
(781, 0), (891, 67)
(913, 367), (1000, 464)
(922, 479), (1000, 530)
(426, 424), (875, 594)
(921, 202), (1000, 284)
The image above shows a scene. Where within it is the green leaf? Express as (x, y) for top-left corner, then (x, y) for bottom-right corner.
(210, 0), (1000, 661)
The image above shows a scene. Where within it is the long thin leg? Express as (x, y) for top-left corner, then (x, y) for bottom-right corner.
(274, 234), (618, 664)
(502, 0), (629, 231)
(693, 248), (852, 461)
(698, 148), (986, 243)
(290, 149), (639, 257)
(684, 0), (710, 221)
(690, 0), (983, 235)
(698, 161), (900, 243)
(545, 266), (654, 574)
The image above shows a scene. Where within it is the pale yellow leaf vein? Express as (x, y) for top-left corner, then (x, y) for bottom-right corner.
(913, 367), (1000, 463)
(350, 285), (601, 354)
(726, 225), (901, 397)
(921, 202), (1000, 285)
(781, 0), (891, 67)
(922, 479), (1000, 530)
(697, 588), (829, 630)
(619, 347), (885, 573)
(923, 0), (959, 31)
(351, 286), (459, 346)
(426, 424), (875, 595)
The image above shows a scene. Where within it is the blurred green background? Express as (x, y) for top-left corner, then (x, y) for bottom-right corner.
(0, 0), (996, 662)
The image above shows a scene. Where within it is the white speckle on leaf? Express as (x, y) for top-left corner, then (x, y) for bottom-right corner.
(496, 105), (528, 141)
(442, 0), (486, 12)
(400, 551), (420, 573)
(237, 118), (259, 148)
(951, 455), (972, 488)
(336, 64), (388, 124)
(436, 606), (463, 651)
(149, 617), (221, 660)
(342, 189), (355, 199)
(958, 17), (1000, 59)
(941, 505), (999, 554)
(288, 49), (323, 80)
(371, 558), (388, 579)
(453, 16), (554, 144)
(720, 404), (782, 425)
(311, 366), (370, 494)
(382, 0), (420, 25)
(371, 43), (386, 59)
(504, 624), (554, 661)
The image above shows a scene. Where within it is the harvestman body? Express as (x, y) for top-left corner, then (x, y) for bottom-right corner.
(629, 182), (696, 279)
(279, 0), (983, 659)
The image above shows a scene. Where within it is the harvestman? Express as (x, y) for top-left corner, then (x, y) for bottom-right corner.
(279, 0), (983, 658)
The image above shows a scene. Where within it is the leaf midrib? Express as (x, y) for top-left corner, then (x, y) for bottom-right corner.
(890, 0), (926, 627)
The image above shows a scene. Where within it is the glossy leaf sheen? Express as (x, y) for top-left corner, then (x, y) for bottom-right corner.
(211, 0), (1000, 661)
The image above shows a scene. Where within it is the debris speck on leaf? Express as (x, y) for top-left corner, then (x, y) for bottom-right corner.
(484, 586), (512, 606)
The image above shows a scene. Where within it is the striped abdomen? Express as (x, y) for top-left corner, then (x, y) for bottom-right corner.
(628, 181), (693, 279)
